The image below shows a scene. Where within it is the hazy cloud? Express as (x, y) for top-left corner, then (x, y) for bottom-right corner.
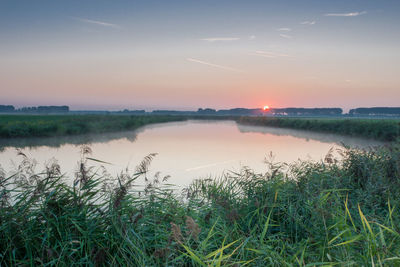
(324, 11), (367, 17)
(277, 28), (291, 32)
(187, 58), (244, 73)
(249, 35), (256, 40)
(72, 17), (120, 28)
(251, 50), (290, 58)
(301, 21), (316, 25)
(200, 37), (240, 42)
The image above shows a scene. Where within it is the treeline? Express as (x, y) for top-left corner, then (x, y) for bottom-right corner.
(115, 109), (145, 114)
(272, 107), (342, 116)
(0, 105), (69, 114)
(2, 104), (400, 117)
(155, 107), (400, 117)
(198, 107), (343, 116)
(0, 105), (15, 112)
(350, 107), (400, 116)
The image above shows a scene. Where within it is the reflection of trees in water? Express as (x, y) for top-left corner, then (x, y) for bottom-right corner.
(0, 121), (197, 151)
(0, 130), (138, 150)
(236, 123), (383, 149)
(0, 120), (384, 152)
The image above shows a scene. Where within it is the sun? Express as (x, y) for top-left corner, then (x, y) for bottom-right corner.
(263, 105), (270, 111)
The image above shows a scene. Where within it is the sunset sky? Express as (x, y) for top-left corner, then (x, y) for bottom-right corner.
(0, 0), (399, 111)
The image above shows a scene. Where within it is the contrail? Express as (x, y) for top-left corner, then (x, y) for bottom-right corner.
(71, 17), (120, 28)
(187, 58), (244, 73)
(324, 11), (367, 17)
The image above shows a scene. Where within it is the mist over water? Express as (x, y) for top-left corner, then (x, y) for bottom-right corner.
(0, 120), (383, 188)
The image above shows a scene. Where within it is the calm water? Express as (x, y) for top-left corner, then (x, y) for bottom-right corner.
(0, 120), (382, 188)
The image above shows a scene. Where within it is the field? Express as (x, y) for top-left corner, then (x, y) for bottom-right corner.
(238, 116), (400, 141)
(0, 115), (186, 138)
(0, 142), (399, 265)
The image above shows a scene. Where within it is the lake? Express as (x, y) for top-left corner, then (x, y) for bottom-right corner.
(0, 120), (382, 188)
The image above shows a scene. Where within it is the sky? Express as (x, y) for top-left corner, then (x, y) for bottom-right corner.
(0, 0), (399, 111)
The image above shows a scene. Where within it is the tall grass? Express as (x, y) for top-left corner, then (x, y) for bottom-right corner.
(237, 116), (400, 141)
(0, 115), (186, 138)
(1, 142), (399, 265)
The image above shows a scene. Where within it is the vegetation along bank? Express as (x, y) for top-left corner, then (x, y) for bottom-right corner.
(0, 142), (399, 265)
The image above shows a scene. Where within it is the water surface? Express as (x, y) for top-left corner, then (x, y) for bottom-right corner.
(0, 120), (382, 188)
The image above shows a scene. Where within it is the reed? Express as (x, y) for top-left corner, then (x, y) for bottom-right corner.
(0, 142), (399, 266)
(237, 116), (400, 141)
(0, 115), (186, 138)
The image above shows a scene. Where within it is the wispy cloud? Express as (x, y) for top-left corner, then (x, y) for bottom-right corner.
(249, 35), (256, 40)
(72, 17), (120, 28)
(277, 28), (291, 32)
(279, 34), (292, 39)
(324, 11), (367, 17)
(200, 37), (240, 42)
(187, 58), (244, 73)
(251, 50), (290, 58)
(301, 20), (316, 25)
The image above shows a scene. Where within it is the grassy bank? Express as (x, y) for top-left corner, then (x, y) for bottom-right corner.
(237, 116), (400, 141)
(1, 114), (399, 142)
(0, 143), (400, 266)
(0, 115), (186, 138)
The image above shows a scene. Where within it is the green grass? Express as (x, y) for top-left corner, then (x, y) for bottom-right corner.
(1, 114), (400, 141)
(0, 142), (400, 266)
(0, 115), (186, 138)
(237, 116), (400, 141)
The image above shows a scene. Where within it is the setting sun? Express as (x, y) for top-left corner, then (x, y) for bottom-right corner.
(263, 105), (270, 111)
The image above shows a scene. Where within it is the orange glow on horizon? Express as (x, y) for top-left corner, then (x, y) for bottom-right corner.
(263, 105), (270, 111)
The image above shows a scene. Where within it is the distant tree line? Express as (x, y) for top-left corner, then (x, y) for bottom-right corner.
(2, 104), (400, 117)
(349, 107), (400, 116)
(152, 110), (196, 115)
(115, 109), (146, 114)
(0, 105), (15, 112)
(0, 105), (69, 113)
(214, 108), (264, 116)
(272, 108), (343, 116)
(198, 107), (343, 116)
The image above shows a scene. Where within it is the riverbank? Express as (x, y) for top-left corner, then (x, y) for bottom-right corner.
(237, 116), (400, 141)
(1, 114), (399, 142)
(0, 115), (186, 138)
(0, 142), (399, 265)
